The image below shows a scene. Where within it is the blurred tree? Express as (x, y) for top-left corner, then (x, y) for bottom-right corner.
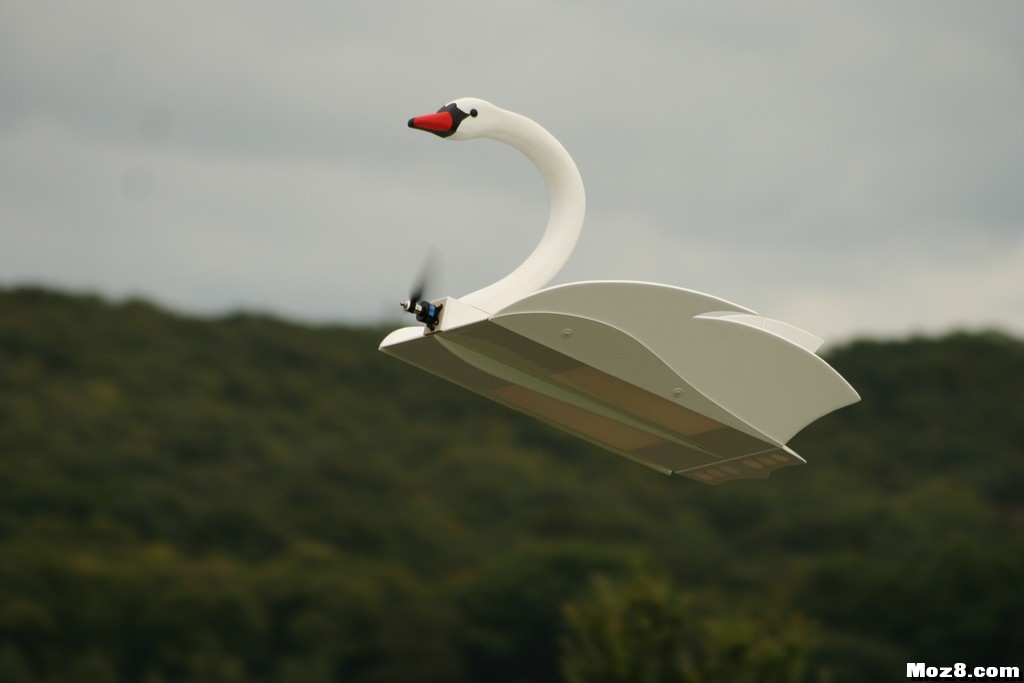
(454, 543), (638, 683)
(66, 651), (120, 683)
(561, 575), (814, 683)
(2, 288), (1023, 683)
(0, 645), (34, 683)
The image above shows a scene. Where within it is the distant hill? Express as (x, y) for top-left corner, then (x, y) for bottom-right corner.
(1, 286), (1022, 683)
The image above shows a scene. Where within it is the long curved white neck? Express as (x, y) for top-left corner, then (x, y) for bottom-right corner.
(460, 108), (585, 314)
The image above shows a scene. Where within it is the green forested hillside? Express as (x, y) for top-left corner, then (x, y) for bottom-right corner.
(1, 287), (1022, 682)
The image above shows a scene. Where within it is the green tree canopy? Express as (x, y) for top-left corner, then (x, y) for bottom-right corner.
(561, 575), (813, 683)
(1, 287), (1022, 682)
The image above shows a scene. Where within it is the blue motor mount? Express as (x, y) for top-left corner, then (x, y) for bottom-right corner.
(401, 298), (442, 330)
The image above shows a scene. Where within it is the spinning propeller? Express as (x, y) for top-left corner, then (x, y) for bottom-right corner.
(399, 252), (442, 330)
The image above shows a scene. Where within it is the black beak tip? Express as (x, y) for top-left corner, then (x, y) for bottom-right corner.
(407, 118), (416, 128)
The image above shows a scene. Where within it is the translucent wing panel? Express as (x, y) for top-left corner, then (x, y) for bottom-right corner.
(381, 319), (804, 485)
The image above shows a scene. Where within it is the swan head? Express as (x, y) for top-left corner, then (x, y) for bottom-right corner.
(407, 97), (499, 140)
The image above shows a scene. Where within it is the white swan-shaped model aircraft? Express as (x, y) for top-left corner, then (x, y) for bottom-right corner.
(381, 98), (860, 485)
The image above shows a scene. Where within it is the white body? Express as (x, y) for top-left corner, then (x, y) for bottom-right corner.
(382, 99), (859, 484)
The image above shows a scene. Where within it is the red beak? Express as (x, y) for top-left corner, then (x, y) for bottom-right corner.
(408, 111), (454, 133)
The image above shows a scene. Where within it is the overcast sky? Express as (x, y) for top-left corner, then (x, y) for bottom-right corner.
(2, 1), (1022, 343)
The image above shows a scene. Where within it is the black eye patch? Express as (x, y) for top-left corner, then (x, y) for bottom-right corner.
(431, 102), (472, 137)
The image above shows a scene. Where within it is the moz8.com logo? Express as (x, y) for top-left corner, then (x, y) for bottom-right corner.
(907, 662), (1021, 679)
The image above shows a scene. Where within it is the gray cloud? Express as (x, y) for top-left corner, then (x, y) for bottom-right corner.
(1, 0), (1022, 343)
